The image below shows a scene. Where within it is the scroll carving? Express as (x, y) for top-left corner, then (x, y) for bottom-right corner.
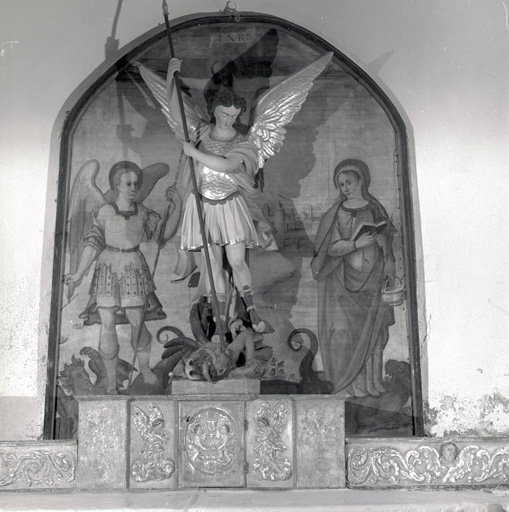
(348, 442), (509, 486)
(0, 449), (76, 487)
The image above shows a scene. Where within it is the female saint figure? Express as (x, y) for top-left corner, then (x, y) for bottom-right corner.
(311, 159), (396, 398)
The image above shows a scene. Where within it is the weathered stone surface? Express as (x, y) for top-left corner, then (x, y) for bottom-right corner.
(246, 398), (294, 488)
(295, 397), (345, 488)
(172, 378), (260, 395)
(129, 398), (177, 489)
(0, 441), (77, 490)
(77, 397), (128, 490)
(179, 400), (245, 488)
(347, 437), (509, 488)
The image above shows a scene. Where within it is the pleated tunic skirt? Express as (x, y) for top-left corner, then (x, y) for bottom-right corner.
(181, 192), (259, 250)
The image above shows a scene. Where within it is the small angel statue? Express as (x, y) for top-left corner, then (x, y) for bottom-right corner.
(64, 160), (182, 394)
(138, 52), (332, 339)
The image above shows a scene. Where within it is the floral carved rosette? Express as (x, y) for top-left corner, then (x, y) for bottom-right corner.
(184, 408), (239, 475)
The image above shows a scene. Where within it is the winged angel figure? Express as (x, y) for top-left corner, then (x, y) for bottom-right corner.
(131, 402), (175, 482)
(138, 52), (332, 341)
(64, 159), (182, 394)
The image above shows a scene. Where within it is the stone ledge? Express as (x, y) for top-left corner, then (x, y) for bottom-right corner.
(0, 489), (507, 511)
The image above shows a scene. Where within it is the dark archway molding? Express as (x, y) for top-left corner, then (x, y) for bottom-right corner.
(44, 10), (424, 439)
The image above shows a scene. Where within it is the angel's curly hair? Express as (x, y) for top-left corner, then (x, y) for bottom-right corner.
(108, 161), (143, 194)
(207, 89), (247, 122)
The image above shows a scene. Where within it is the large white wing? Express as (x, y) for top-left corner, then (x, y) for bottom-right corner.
(248, 52), (333, 169)
(136, 63), (207, 143)
(67, 160), (107, 299)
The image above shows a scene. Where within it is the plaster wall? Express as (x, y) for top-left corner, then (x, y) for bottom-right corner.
(0, 0), (508, 440)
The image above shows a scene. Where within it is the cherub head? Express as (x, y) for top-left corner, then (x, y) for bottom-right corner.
(440, 442), (459, 464)
(108, 161), (144, 200)
(184, 347), (232, 382)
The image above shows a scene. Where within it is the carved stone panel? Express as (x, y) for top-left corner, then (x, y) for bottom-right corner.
(0, 441), (77, 490)
(77, 397), (128, 489)
(347, 438), (509, 488)
(129, 399), (177, 489)
(179, 400), (244, 488)
(295, 397), (345, 488)
(246, 398), (294, 488)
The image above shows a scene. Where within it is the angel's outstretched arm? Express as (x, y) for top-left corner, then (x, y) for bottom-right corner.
(65, 245), (99, 287)
(182, 141), (242, 174)
(166, 58), (183, 127)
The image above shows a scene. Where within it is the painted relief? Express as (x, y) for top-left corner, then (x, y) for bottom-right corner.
(52, 15), (420, 438)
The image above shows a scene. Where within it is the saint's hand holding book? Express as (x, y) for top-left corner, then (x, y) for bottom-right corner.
(350, 220), (388, 242)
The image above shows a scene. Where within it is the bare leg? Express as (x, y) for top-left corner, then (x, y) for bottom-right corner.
(98, 308), (119, 395)
(205, 245), (228, 340)
(125, 307), (157, 385)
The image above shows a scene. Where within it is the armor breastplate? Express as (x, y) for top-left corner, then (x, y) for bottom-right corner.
(199, 165), (238, 200)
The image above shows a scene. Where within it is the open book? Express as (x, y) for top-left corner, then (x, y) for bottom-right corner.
(351, 220), (387, 242)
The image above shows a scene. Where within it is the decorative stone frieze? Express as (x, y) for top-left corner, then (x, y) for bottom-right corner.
(295, 397), (345, 488)
(347, 437), (509, 488)
(0, 441), (77, 490)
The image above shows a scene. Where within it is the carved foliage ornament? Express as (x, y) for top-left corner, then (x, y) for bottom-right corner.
(299, 404), (342, 473)
(348, 443), (509, 486)
(80, 405), (123, 482)
(252, 401), (292, 481)
(0, 450), (76, 487)
(131, 403), (175, 482)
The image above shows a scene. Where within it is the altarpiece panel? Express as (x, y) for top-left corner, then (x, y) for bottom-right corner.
(47, 13), (422, 440)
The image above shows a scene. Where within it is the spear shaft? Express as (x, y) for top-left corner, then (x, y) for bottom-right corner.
(161, 0), (226, 349)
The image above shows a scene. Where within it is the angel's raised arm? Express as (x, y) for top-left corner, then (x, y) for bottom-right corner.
(166, 58), (183, 129)
(137, 61), (207, 143)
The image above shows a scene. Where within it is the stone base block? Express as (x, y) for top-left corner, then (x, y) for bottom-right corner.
(0, 441), (77, 490)
(172, 378), (260, 395)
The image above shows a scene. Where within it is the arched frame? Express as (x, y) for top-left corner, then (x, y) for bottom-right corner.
(44, 11), (423, 439)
